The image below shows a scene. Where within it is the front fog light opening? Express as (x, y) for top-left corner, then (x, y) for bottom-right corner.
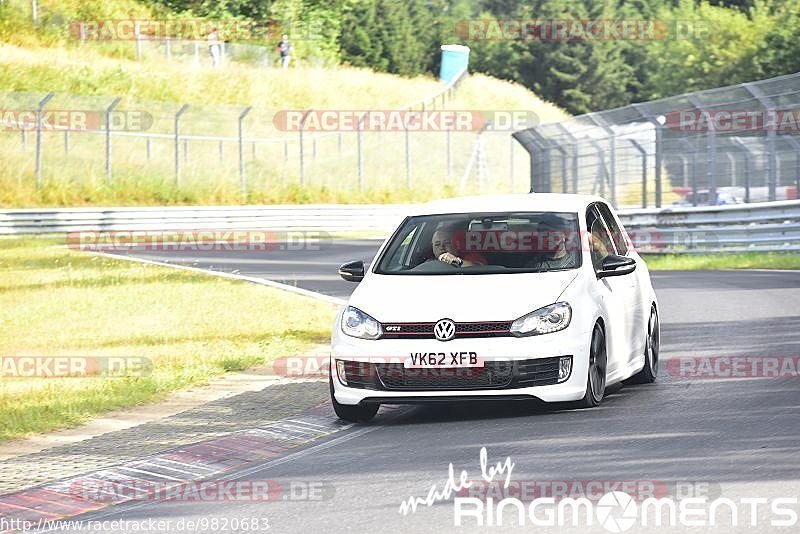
(558, 356), (572, 383)
(336, 359), (348, 386)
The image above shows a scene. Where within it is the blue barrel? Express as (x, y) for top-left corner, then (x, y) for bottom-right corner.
(439, 45), (470, 83)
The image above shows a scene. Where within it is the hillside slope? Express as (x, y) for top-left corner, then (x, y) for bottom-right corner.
(0, 3), (568, 207)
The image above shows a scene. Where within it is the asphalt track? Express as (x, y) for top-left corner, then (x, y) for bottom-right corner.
(58, 242), (800, 533)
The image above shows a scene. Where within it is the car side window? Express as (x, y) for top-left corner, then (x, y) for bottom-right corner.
(381, 223), (420, 271)
(587, 206), (615, 271)
(596, 202), (628, 255)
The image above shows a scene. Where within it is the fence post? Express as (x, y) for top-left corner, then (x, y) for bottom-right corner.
(587, 113), (616, 205)
(726, 152), (736, 187)
(509, 136), (514, 190)
(135, 21), (142, 61)
(743, 83), (779, 201)
(299, 110), (311, 187)
(553, 123), (579, 194)
(729, 138), (753, 204)
(588, 140), (605, 197)
(165, 36), (171, 62)
(239, 106), (252, 200)
(678, 139), (698, 206)
(284, 140), (288, 162)
(554, 145), (567, 194)
(527, 129), (553, 193)
(405, 126), (411, 187)
(35, 92), (55, 189)
(609, 134), (616, 206)
(629, 140), (647, 208)
(146, 138), (151, 160)
(22, 129), (27, 151)
(782, 136), (800, 202)
(357, 114), (365, 190)
(219, 141), (224, 162)
(105, 97), (122, 182)
(446, 128), (452, 182)
(174, 104), (189, 185)
(766, 120), (777, 201)
(654, 121), (663, 207)
(64, 130), (69, 157)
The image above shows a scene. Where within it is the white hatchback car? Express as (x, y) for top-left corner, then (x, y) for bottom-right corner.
(330, 194), (660, 422)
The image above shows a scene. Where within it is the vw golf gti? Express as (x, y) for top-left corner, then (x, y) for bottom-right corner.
(330, 194), (660, 422)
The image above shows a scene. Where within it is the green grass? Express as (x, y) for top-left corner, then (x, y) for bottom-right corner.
(643, 252), (800, 270)
(0, 0), (569, 208)
(0, 236), (337, 441)
(0, 34), (567, 207)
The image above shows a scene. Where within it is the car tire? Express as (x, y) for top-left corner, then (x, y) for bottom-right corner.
(329, 373), (379, 423)
(575, 323), (607, 409)
(630, 306), (659, 384)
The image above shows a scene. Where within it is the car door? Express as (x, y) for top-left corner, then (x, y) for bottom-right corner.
(595, 202), (646, 369)
(586, 204), (635, 381)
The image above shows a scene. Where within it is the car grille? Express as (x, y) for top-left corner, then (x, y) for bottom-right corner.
(338, 357), (566, 391)
(379, 321), (513, 339)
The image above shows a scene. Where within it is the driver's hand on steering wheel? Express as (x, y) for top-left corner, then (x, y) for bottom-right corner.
(438, 252), (463, 267)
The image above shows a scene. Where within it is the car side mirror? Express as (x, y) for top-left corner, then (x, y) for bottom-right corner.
(338, 260), (365, 282)
(597, 254), (636, 279)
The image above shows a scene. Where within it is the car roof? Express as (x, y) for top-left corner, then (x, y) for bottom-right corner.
(408, 193), (607, 216)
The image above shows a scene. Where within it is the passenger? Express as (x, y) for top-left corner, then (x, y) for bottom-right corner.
(528, 216), (577, 270)
(431, 226), (487, 267)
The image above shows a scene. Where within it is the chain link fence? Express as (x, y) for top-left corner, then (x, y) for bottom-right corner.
(514, 72), (800, 208)
(0, 71), (536, 200)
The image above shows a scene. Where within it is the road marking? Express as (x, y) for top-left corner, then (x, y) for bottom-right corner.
(90, 250), (347, 306)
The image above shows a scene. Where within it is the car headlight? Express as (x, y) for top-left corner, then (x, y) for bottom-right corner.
(510, 302), (572, 337)
(341, 306), (383, 340)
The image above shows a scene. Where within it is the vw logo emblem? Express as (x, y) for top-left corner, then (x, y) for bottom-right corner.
(433, 319), (456, 341)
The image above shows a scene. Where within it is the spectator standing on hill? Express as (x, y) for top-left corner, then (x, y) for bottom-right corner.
(208, 27), (221, 68)
(278, 34), (292, 69)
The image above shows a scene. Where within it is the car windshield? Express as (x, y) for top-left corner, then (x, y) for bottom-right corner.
(374, 212), (582, 275)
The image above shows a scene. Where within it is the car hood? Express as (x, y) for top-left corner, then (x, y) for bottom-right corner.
(347, 270), (580, 323)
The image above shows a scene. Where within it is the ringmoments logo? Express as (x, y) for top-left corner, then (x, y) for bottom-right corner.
(453, 490), (799, 529)
(397, 447), (799, 530)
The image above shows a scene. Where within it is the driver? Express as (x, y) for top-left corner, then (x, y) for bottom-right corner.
(431, 226), (487, 267)
(528, 216), (577, 270)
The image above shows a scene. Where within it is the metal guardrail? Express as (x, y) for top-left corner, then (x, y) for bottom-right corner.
(1, 200), (798, 254)
(0, 205), (413, 235)
(622, 199), (800, 253)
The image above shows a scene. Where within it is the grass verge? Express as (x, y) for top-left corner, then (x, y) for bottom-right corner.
(0, 37), (568, 207)
(643, 252), (800, 270)
(0, 236), (337, 442)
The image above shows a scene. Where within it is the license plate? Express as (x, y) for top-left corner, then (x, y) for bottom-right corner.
(404, 351), (483, 368)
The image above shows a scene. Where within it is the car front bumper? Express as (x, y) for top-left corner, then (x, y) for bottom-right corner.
(330, 325), (591, 405)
